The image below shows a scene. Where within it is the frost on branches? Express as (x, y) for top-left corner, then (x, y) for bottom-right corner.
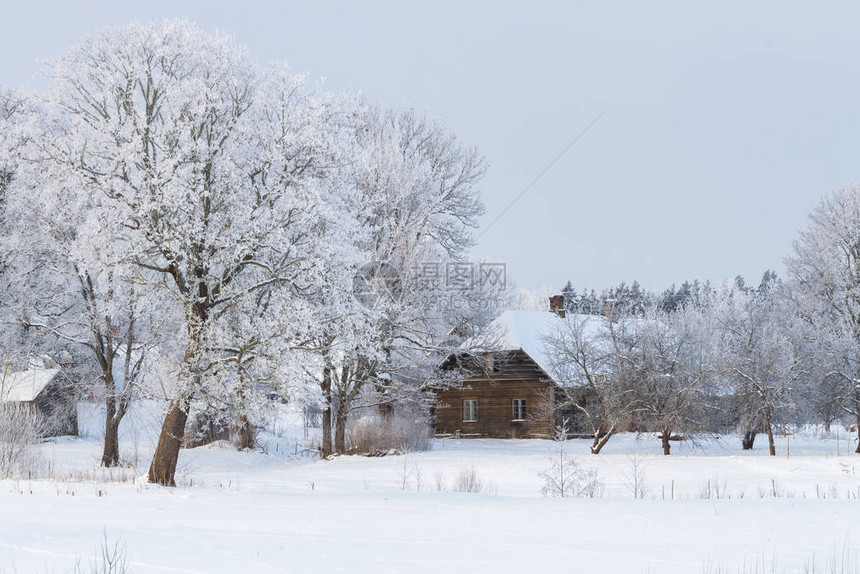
(787, 187), (860, 452)
(313, 106), (493, 456)
(710, 278), (805, 455)
(35, 22), (369, 484)
(0, 87), (34, 206)
(0, 20), (494, 485)
(539, 420), (602, 498)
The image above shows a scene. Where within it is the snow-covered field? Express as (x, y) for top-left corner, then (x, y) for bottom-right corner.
(2, 404), (860, 573)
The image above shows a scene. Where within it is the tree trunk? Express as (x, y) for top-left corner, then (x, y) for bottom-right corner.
(661, 429), (671, 455)
(377, 401), (393, 420)
(232, 382), (254, 450)
(147, 401), (190, 486)
(742, 429), (757, 450)
(764, 408), (776, 456)
(321, 367), (333, 457)
(149, 297), (207, 486)
(333, 365), (351, 454)
(234, 414), (255, 450)
(855, 414), (860, 454)
(100, 366), (126, 468)
(334, 400), (348, 454)
(591, 427), (615, 455)
(101, 410), (121, 467)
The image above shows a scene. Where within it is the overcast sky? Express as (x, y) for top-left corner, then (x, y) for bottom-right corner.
(2, 1), (858, 293)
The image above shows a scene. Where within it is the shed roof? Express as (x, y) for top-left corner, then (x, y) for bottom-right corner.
(0, 368), (61, 402)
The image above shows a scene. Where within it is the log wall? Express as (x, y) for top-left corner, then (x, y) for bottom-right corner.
(434, 350), (556, 438)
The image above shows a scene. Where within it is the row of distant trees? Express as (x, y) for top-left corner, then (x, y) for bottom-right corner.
(548, 189), (860, 455)
(0, 21), (499, 485)
(559, 273), (780, 317)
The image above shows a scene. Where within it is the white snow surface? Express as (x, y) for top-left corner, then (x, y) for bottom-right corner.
(0, 367), (60, 402)
(2, 403), (860, 573)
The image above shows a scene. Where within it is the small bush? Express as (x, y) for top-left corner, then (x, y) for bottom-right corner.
(452, 466), (497, 494)
(75, 530), (131, 574)
(0, 403), (46, 479)
(624, 454), (648, 499)
(434, 471), (446, 491)
(347, 413), (432, 455)
(539, 422), (604, 498)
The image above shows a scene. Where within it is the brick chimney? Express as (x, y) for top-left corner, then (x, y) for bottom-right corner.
(603, 299), (618, 320)
(549, 295), (566, 318)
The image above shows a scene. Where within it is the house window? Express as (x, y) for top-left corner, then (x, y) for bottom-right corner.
(463, 399), (478, 422)
(512, 399), (527, 421)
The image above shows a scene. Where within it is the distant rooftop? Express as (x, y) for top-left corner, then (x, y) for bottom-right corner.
(0, 368), (61, 402)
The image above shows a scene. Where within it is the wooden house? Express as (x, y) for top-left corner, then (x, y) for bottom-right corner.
(0, 367), (78, 437)
(436, 347), (557, 438)
(435, 298), (599, 439)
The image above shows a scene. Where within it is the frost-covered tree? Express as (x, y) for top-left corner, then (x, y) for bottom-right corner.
(0, 87), (37, 359)
(38, 21), (347, 485)
(658, 279), (711, 314)
(604, 281), (650, 316)
(808, 313), (860, 448)
(3, 75), (173, 468)
(543, 310), (633, 454)
(787, 187), (860, 452)
(624, 305), (715, 455)
(3, 249), (161, 467)
(539, 420), (602, 498)
(0, 87), (32, 209)
(712, 277), (804, 455)
(320, 106), (490, 454)
(560, 281), (577, 310)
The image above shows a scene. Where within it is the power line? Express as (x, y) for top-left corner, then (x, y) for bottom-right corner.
(477, 106), (609, 239)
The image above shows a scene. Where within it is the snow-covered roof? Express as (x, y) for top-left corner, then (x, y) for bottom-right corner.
(0, 368), (61, 402)
(470, 310), (606, 383)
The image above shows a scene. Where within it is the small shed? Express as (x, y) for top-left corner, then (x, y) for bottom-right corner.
(0, 367), (78, 437)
